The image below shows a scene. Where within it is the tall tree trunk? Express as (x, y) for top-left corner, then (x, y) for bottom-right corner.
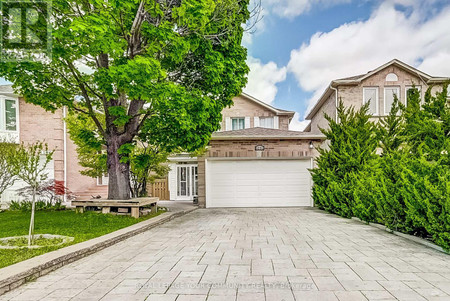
(107, 136), (131, 200)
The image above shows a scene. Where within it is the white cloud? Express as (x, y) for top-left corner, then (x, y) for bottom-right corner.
(244, 57), (287, 104)
(264, 0), (351, 19)
(289, 112), (311, 131)
(287, 1), (450, 115)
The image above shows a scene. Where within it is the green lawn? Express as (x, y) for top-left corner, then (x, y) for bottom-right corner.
(0, 209), (162, 268)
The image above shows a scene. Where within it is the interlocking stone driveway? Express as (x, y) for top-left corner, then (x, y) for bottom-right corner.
(1, 208), (450, 301)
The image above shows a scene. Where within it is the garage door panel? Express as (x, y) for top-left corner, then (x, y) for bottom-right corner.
(207, 160), (311, 208)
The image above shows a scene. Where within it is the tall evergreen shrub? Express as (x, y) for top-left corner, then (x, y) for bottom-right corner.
(311, 101), (378, 218)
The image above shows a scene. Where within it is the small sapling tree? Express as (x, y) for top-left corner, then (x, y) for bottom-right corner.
(11, 142), (54, 246)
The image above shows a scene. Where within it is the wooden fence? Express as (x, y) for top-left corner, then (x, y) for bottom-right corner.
(151, 178), (170, 200)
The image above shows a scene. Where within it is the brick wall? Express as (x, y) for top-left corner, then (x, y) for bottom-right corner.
(19, 99), (99, 195)
(309, 65), (447, 133)
(309, 91), (336, 134)
(220, 95), (291, 130)
(19, 99), (65, 182)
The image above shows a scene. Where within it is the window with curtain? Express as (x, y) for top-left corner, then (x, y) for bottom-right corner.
(259, 117), (274, 128)
(1, 98), (17, 132)
(384, 87), (400, 115)
(231, 118), (245, 130)
(363, 87), (378, 115)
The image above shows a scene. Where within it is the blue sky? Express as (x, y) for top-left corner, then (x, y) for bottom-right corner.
(242, 0), (450, 129)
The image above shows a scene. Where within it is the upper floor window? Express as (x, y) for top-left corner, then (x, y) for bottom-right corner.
(259, 117), (274, 128)
(231, 117), (245, 130)
(0, 97), (17, 132)
(363, 87), (378, 115)
(384, 87), (400, 115)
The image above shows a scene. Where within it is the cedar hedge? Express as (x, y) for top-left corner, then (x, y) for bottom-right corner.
(310, 84), (450, 251)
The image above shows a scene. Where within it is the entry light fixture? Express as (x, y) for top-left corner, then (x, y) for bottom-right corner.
(309, 141), (314, 149)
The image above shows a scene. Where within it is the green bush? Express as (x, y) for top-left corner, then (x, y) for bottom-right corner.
(310, 84), (450, 251)
(9, 200), (66, 212)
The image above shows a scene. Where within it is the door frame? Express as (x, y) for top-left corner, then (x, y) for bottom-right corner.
(176, 164), (198, 201)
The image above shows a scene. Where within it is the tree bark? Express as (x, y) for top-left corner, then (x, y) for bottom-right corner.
(106, 136), (131, 200)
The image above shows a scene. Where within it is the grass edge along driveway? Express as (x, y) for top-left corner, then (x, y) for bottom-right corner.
(0, 209), (162, 268)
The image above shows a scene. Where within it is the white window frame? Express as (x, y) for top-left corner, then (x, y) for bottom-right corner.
(0, 95), (20, 143)
(231, 117), (245, 130)
(259, 116), (275, 129)
(363, 87), (379, 116)
(384, 86), (400, 115)
(405, 85), (422, 106)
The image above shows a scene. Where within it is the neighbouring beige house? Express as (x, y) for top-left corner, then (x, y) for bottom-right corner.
(304, 59), (450, 134)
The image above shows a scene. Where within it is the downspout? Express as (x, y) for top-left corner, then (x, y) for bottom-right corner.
(330, 84), (338, 122)
(63, 106), (67, 203)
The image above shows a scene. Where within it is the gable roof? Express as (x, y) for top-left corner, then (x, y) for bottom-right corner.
(306, 59), (450, 120)
(211, 127), (325, 140)
(240, 93), (295, 117)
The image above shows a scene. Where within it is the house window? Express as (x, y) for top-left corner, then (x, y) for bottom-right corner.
(385, 73), (398, 82)
(231, 117), (245, 130)
(384, 87), (400, 115)
(259, 117), (274, 128)
(0, 97), (18, 132)
(405, 86), (421, 106)
(363, 87), (378, 115)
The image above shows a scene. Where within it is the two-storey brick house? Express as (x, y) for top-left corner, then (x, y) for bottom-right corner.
(304, 59), (450, 134)
(0, 85), (103, 204)
(169, 93), (325, 208)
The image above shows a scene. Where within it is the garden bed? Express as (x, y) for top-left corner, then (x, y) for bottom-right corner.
(0, 209), (163, 268)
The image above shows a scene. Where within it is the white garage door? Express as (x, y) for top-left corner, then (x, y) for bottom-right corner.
(206, 159), (312, 208)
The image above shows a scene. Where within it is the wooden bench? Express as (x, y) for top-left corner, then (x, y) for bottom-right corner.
(72, 197), (159, 218)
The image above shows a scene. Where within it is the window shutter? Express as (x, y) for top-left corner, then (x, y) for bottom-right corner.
(254, 116), (259, 128)
(245, 117), (250, 129)
(225, 117), (231, 131)
(274, 116), (279, 129)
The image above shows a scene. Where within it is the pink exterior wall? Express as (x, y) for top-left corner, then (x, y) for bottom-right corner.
(65, 134), (98, 195)
(19, 99), (99, 195)
(19, 98), (65, 182)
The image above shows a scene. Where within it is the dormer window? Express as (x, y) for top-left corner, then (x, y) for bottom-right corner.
(259, 117), (274, 128)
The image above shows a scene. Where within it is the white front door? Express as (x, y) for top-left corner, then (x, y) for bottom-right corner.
(206, 159), (312, 208)
(177, 165), (198, 200)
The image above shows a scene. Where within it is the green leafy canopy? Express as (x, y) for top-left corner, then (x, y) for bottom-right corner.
(0, 0), (250, 153)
